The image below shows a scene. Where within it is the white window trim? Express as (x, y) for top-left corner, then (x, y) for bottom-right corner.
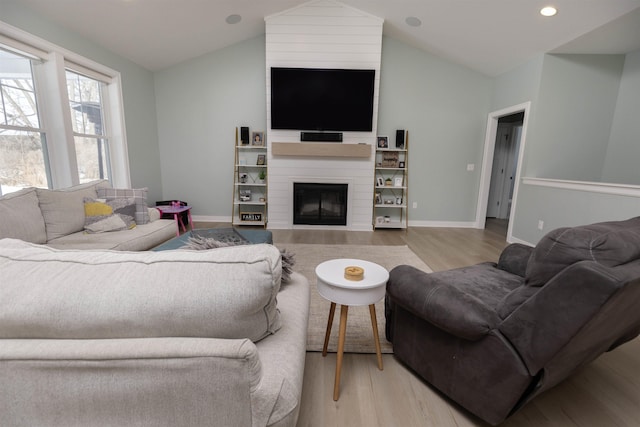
(0, 20), (131, 189)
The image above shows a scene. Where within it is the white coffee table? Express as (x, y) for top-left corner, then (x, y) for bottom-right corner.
(315, 258), (389, 401)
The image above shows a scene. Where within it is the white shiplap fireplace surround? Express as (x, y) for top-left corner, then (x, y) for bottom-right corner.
(265, 0), (383, 231)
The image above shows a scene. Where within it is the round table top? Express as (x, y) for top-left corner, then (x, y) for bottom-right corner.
(316, 258), (388, 290)
(316, 259), (389, 305)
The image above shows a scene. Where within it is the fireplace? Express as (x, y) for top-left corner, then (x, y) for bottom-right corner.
(293, 183), (348, 226)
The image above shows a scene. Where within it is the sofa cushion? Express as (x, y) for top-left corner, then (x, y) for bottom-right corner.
(0, 188), (47, 244)
(526, 216), (640, 287)
(36, 180), (111, 241)
(0, 239), (282, 342)
(97, 187), (150, 224)
(83, 198), (137, 233)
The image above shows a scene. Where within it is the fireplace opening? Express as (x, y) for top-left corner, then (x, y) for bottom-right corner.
(293, 183), (347, 226)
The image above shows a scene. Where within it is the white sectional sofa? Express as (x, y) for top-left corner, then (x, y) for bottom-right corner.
(0, 180), (175, 250)
(0, 239), (310, 427)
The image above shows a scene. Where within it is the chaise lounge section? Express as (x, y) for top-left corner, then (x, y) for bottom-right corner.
(0, 239), (310, 427)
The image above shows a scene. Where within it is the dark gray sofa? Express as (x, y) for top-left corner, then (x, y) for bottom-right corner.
(385, 217), (640, 425)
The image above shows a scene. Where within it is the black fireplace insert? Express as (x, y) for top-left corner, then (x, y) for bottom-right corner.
(293, 183), (347, 226)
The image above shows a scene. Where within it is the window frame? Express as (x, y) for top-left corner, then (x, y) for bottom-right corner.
(0, 22), (131, 191)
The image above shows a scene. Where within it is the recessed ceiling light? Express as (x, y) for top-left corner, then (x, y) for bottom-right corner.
(540, 6), (557, 17)
(405, 16), (422, 27)
(226, 14), (242, 24)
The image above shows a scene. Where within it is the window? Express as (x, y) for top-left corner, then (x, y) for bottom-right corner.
(0, 49), (49, 195)
(66, 70), (111, 183)
(0, 22), (130, 196)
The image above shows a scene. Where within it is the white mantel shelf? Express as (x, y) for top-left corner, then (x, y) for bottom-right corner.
(271, 142), (372, 158)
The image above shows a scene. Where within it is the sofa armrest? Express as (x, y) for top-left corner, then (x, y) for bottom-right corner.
(386, 265), (501, 341)
(148, 206), (161, 222)
(497, 243), (533, 277)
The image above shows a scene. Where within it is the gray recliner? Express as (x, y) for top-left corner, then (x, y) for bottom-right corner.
(385, 217), (640, 425)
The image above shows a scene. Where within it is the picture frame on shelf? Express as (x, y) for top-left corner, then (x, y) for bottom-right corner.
(396, 197), (403, 205)
(256, 154), (266, 165)
(382, 151), (399, 167)
(252, 131), (264, 146)
(394, 177), (403, 187)
(375, 192), (382, 204)
(377, 136), (388, 149)
(376, 177), (384, 187)
(239, 189), (252, 202)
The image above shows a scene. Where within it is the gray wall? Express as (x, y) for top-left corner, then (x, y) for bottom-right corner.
(493, 52), (640, 244)
(602, 49), (640, 185)
(527, 54), (624, 181)
(153, 36), (267, 217)
(154, 35), (493, 222)
(378, 37), (492, 223)
(1, 2), (164, 203)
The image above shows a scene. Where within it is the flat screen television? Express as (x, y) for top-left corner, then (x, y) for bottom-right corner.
(270, 67), (375, 132)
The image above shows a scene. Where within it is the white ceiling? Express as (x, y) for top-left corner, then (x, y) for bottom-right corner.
(8, 0), (640, 76)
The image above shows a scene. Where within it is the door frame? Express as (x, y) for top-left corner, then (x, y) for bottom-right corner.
(474, 102), (531, 242)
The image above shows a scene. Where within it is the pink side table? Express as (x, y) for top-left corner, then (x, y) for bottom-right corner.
(156, 205), (192, 236)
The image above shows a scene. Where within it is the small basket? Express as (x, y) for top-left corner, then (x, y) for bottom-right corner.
(344, 266), (364, 281)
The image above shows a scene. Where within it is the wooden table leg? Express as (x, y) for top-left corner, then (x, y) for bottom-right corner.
(333, 305), (349, 401)
(322, 302), (336, 357)
(369, 304), (383, 371)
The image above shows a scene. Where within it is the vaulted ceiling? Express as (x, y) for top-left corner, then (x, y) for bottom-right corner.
(7, 0), (640, 75)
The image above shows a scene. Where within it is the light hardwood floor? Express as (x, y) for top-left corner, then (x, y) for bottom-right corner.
(193, 222), (640, 426)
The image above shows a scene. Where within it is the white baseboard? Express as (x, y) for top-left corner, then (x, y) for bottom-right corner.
(408, 220), (477, 228)
(191, 215), (232, 223)
(506, 235), (534, 246)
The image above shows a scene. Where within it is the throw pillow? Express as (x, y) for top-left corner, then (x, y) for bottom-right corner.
(84, 197), (137, 233)
(36, 180), (109, 241)
(97, 187), (150, 224)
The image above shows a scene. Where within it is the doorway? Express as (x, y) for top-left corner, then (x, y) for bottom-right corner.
(475, 102), (531, 242)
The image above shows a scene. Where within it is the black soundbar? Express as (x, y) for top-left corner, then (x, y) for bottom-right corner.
(300, 132), (343, 142)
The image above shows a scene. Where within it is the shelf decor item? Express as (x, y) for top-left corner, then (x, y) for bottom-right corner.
(257, 154), (266, 165)
(241, 212), (262, 222)
(396, 129), (405, 149)
(252, 131), (264, 146)
(377, 136), (388, 149)
(382, 151), (399, 167)
(385, 178), (392, 186)
(394, 177), (403, 187)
